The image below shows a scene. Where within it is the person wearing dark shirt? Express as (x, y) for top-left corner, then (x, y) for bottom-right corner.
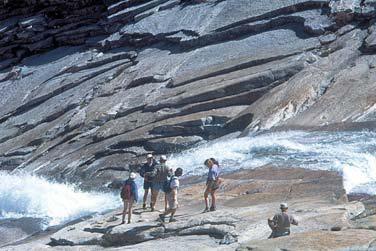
(139, 154), (157, 209)
(120, 172), (138, 224)
(147, 155), (172, 212)
(268, 203), (298, 238)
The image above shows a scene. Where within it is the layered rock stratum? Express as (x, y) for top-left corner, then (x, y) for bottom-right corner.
(1, 0), (376, 188)
(1, 1), (376, 250)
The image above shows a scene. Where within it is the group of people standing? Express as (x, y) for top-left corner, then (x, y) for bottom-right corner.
(120, 154), (297, 239)
(120, 154), (221, 224)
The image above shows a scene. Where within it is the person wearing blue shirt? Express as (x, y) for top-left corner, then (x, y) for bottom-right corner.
(203, 158), (221, 212)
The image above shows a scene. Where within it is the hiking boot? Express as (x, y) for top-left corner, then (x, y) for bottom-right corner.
(210, 206), (216, 212)
(151, 207), (155, 212)
(121, 220), (125, 224)
(142, 203), (146, 209)
(159, 214), (165, 222)
(127, 220), (131, 224)
(169, 217), (177, 223)
(203, 207), (210, 213)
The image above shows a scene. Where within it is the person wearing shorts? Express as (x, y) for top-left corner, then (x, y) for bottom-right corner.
(148, 155), (171, 212)
(159, 168), (183, 223)
(139, 154), (157, 209)
(203, 158), (220, 212)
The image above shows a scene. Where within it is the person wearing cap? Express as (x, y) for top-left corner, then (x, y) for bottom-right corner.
(139, 154), (157, 209)
(268, 203), (298, 238)
(120, 172), (138, 224)
(147, 155), (172, 212)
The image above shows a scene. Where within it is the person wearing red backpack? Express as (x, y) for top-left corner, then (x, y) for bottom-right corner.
(120, 172), (138, 224)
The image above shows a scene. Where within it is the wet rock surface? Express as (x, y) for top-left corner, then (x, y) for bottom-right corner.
(4, 167), (376, 250)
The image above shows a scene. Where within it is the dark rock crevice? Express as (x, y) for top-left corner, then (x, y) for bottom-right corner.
(171, 52), (305, 88)
(103, 16), (325, 53)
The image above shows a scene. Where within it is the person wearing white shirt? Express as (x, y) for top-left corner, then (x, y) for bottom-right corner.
(159, 168), (183, 223)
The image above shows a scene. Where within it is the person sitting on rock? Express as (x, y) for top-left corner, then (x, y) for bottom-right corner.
(159, 168), (183, 223)
(120, 172), (138, 224)
(139, 153), (157, 209)
(147, 155), (172, 212)
(203, 158), (221, 212)
(268, 203), (298, 238)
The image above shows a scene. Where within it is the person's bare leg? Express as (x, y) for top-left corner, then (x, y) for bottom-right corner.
(159, 208), (171, 222)
(122, 200), (128, 224)
(164, 209), (172, 216)
(127, 200), (133, 224)
(151, 189), (159, 211)
(204, 187), (210, 211)
(169, 208), (177, 222)
(143, 189), (149, 207)
(210, 190), (216, 210)
(164, 193), (168, 212)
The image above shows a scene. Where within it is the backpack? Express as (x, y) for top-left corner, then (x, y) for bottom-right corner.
(120, 181), (132, 200)
(163, 176), (176, 193)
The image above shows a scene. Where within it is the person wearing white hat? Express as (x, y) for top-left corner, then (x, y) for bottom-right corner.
(139, 154), (157, 209)
(120, 172), (138, 224)
(147, 155), (172, 212)
(268, 203), (298, 238)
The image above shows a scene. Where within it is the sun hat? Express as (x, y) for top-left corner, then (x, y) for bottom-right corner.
(129, 172), (137, 179)
(160, 155), (167, 161)
(280, 203), (288, 210)
(146, 153), (153, 158)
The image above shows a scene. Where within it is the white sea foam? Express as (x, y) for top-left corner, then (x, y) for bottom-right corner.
(0, 172), (120, 228)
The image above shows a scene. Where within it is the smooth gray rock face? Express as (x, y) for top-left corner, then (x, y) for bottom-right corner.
(319, 33), (337, 44)
(0, 0), (374, 190)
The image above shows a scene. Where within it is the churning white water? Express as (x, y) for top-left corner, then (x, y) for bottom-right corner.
(169, 130), (376, 195)
(0, 130), (375, 228)
(0, 172), (120, 228)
